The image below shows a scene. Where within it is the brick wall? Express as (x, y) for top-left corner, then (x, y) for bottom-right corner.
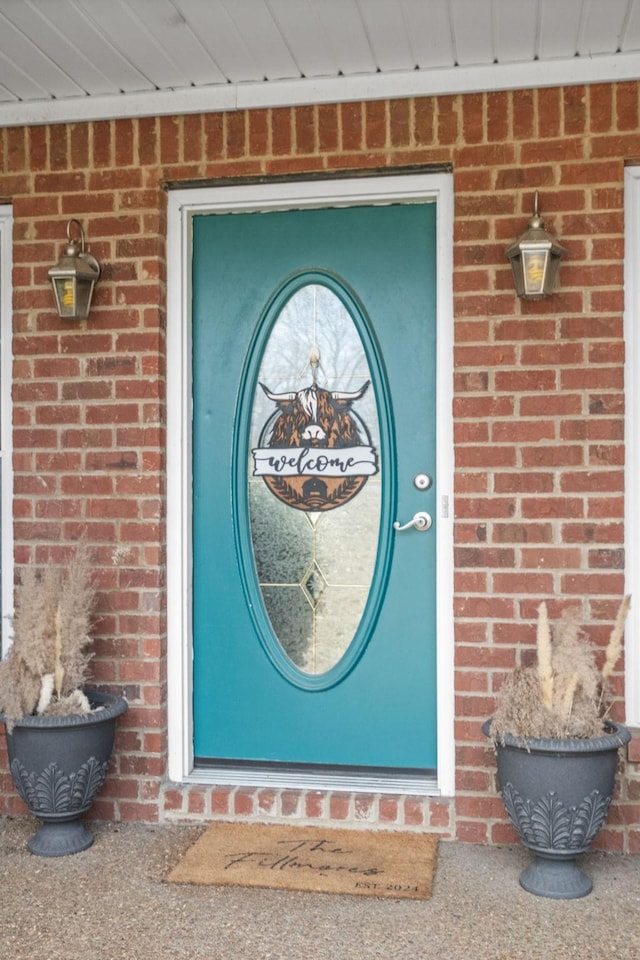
(0, 82), (638, 850)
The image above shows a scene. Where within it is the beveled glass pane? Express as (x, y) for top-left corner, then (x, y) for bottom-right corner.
(313, 587), (370, 675)
(248, 283), (380, 676)
(315, 484), (379, 583)
(249, 481), (311, 582)
(261, 586), (313, 670)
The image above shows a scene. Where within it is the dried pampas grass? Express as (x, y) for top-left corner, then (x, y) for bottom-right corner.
(490, 595), (631, 743)
(536, 602), (554, 711)
(0, 545), (95, 730)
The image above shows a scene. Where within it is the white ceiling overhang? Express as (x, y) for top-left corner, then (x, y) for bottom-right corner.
(1, 0), (639, 128)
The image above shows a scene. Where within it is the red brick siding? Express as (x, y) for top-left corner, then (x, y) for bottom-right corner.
(0, 83), (637, 850)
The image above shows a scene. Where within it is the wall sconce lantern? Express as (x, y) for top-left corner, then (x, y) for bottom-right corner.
(506, 191), (566, 300)
(48, 219), (101, 319)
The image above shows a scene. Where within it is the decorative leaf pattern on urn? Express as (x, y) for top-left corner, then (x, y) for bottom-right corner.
(571, 791), (612, 849)
(531, 792), (571, 848)
(11, 757), (109, 813)
(69, 757), (109, 809)
(501, 784), (611, 850)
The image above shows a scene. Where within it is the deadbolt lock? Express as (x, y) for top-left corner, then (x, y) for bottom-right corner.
(413, 473), (432, 491)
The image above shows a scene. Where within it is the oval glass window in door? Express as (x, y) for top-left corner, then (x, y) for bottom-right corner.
(248, 282), (381, 676)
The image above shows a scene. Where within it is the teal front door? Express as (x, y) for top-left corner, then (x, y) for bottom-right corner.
(192, 201), (438, 772)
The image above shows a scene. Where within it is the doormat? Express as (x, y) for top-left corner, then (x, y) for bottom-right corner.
(166, 822), (438, 900)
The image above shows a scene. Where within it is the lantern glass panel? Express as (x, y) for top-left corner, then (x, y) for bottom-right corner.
(74, 280), (94, 319)
(52, 274), (95, 319)
(522, 249), (549, 298)
(53, 276), (77, 318)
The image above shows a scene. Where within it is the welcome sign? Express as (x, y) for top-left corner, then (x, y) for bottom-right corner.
(252, 445), (378, 478)
(254, 380), (379, 512)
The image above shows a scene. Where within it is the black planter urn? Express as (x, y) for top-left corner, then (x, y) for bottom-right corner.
(483, 719), (630, 899)
(3, 691), (128, 857)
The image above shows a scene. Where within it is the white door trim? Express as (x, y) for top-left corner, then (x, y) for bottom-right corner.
(166, 172), (455, 796)
(624, 166), (640, 726)
(0, 205), (13, 654)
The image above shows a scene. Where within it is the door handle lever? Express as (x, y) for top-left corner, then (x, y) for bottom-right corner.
(393, 511), (433, 533)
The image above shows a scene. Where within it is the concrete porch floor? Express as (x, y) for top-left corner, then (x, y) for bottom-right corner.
(0, 817), (638, 960)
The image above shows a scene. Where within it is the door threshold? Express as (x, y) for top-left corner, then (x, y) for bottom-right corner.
(188, 760), (440, 796)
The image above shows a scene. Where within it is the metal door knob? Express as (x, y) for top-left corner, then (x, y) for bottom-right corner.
(393, 511), (433, 532)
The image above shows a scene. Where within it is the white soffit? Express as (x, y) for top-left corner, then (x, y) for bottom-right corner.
(0, 0), (639, 126)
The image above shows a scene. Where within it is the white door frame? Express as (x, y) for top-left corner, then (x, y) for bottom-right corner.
(624, 166), (640, 726)
(0, 205), (13, 654)
(166, 172), (455, 796)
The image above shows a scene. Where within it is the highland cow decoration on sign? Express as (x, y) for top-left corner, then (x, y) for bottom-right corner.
(252, 378), (379, 512)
